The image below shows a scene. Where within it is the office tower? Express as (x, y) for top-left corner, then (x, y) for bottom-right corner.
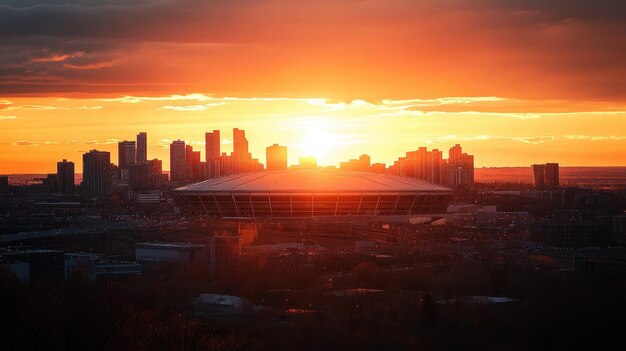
(416, 147), (427, 179)
(185, 145), (194, 180)
(266, 144), (288, 171)
(170, 140), (187, 182)
(44, 174), (58, 193)
(56, 159), (74, 194)
(430, 149), (443, 184)
(461, 153), (475, 185)
(192, 150), (201, 181)
(136, 132), (147, 163)
(129, 163), (149, 189)
(82, 150), (111, 200)
(545, 163), (559, 188)
(184, 145), (201, 181)
(146, 159), (166, 187)
(205, 130), (220, 161)
(448, 144), (463, 166)
(532, 164), (546, 189)
(233, 128), (251, 173)
(118, 141), (136, 169)
(205, 130), (221, 178)
(220, 153), (234, 176)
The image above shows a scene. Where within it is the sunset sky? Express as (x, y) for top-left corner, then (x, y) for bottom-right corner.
(1, 0), (626, 173)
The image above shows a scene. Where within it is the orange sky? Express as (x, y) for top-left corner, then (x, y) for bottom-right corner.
(1, 0), (625, 173)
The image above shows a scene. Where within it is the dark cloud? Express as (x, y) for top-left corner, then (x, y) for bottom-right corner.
(0, 0), (625, 99)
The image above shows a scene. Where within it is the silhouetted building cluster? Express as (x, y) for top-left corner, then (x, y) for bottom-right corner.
(81, 131), (165, 201)
(388, 144), (474, 189)
(532, 163), (559, 189)
(171, 128), (263, 182)
(338, 154), (385, 173)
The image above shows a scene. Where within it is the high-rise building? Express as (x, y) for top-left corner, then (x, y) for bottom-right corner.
(118, 141), (136, 169)
(192, 150), (201, 181)
(82, 150), (111, 200)
(532, 164), (546, 189)
(266, 144), (288, 171)
(233, 128), (249, 173)
(533, 163), (559, 189)
(43, 174), (58, 193)
(170, 140), (187, 182)
(56, 159), (74, 194)
(205, 130), (220, 162)
(448, 144), (463, 166)
(205, 130), (221, 178)
(136, 132), (147, 163)
(220, 153), (234, 176)
(545, 163), (560, 188)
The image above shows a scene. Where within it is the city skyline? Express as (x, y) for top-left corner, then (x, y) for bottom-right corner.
(2, 101), (625, 174)
(2, 1), (626, 173)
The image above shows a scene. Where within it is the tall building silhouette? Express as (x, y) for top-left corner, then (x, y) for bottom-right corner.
(82, 150), (111, 200)
(56, 159), (74, 194)
(545, 163), (560, 188)
(186, 146), (201, 181)
(233, 128), (249, 173)
(230, 128), (263, 173)
(266, 144), (288, 171)
(169, 140), (187, 181)
(117, 141), (136, 169)
(205, 130), (221, 178)
(136, 132), (147, 163)
(533, 163), (559, 189)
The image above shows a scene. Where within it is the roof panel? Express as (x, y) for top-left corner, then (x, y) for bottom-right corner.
(175, 170), (452, 193)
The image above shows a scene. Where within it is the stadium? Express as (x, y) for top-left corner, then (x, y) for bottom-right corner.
(173, 170), (453, 218)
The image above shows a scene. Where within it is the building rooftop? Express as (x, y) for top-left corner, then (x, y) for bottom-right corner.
(175, 169), (452, 193)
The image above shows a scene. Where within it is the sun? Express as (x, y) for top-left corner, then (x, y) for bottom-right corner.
(297, 122), (342, 163)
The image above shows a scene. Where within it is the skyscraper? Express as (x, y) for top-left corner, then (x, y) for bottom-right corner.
(82, 150), (111, 200)
(545, 163), (560, 188)
(533, 163), (559, 189)
(118, 141), (136, 169)
(136, 132), (147, 163)
(266, 144), (288, 171)
(532, 164), (547, 189)
(205, 130), (221, 178)
(233, 128), (250, 173)
(170, 140), (187, 182)
(205, 130), (220, 162)
(448, 144), (463, 166)
(56, 159), (74, 194)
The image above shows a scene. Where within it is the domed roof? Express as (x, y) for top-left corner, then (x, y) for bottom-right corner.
(175, 169), (452, 193)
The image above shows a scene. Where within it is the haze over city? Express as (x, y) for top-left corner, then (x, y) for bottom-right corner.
(2, 1), (626, 173)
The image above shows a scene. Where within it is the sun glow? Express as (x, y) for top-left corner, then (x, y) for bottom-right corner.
(295, 118), (345, 163)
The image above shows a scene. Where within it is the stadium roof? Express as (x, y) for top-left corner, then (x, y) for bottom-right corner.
(175, 169), (452, 193)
